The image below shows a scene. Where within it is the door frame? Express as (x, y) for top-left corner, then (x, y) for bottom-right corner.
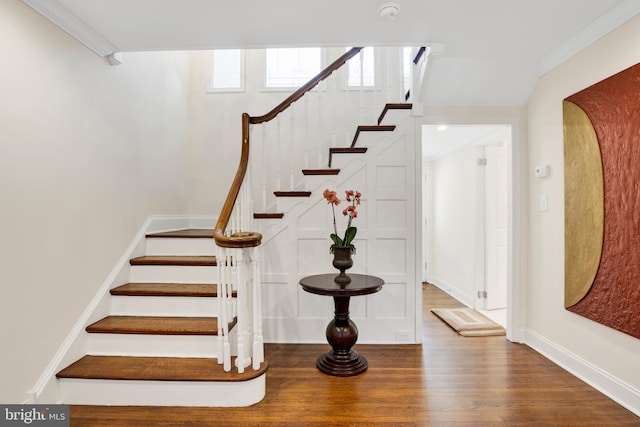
(418, 112), (525, 343)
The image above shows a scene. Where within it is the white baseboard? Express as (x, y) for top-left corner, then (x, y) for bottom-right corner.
(29, 215), (215, 404)
(426, 276), (475, 308)
(524, 329), (640, 417)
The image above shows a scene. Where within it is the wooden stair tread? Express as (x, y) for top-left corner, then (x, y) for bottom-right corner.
(273, 191), (312, 197)
(377, 103), (412, 124)
(329, 147), (368, 154)
(253, 213), (284, 219)
(110, 283), (221, 297)
(328, 147), (368, 167)
(146, 229), (213, 239)
(56, 355), (268, 382)
(302, 169), (340, 175)
(356, 125), (396, 132)
(130, 256), (217, 266)
(351, 125), (396, 147)
(86, 316), (229, 335)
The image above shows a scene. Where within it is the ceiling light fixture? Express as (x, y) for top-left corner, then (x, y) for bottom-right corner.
(378, 2), (400, 21)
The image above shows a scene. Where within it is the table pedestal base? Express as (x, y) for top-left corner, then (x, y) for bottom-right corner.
(299, 274), (384, 377)
(317, 296), (368, 376)
(316, 350), (368, 376)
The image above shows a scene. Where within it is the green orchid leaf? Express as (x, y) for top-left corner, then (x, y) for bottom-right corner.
(330, 233), (343, 246)
(343, 227), (357, 246)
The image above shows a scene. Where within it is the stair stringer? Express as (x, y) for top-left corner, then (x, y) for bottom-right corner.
(258, 113), (421, 345)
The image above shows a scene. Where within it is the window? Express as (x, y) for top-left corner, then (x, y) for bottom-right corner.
(347, 47), (375, 87)
(265, 48), (322, 88)
(210, 49), (244, 91)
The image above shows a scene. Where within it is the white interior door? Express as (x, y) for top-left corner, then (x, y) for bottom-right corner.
(485, 144), (508, 310)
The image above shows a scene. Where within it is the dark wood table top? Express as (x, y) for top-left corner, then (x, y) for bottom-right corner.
(299, 273), (384, 297)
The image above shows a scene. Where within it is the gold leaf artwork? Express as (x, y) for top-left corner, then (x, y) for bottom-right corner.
(563, 100), (604, 307)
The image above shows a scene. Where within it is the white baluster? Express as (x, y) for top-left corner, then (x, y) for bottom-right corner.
(261, 125), (267, 212)
(304, 97), (310, 169)
(276, 117), (281, 191)
(398, 47), (405, 102)
(290, 106), (295, 190)
(235, 249), (245, 373)
(345, 62), (351, 146)
(232, 207), (238, 235)
(359, 49), (364, 124)
(222, 252), (231, 372)
(216, 247), (224, 365)
(229, 254), (236, 319)
(386, 47), (392, 105)
(252, 247), (264, 369)
(330, 72), (337, 151)
(315, 90), (321, 168)
(372, 48), (377, 123)
(244, 171), (251, 230)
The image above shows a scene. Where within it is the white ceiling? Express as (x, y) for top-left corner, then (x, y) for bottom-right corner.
(23, 0), (640, 106)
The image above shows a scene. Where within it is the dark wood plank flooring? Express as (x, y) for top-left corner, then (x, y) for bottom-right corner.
(69, 284), (640, 426)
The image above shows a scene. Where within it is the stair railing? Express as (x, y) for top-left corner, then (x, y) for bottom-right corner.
(213, 47), (365, 372)
(408, 46), (430, 102)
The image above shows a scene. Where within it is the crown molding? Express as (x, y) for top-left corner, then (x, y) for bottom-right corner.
(21, 0), (118, 57)
(540, 0), (640, 75)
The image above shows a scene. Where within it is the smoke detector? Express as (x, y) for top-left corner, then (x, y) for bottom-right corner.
(378, 2), (400, 20)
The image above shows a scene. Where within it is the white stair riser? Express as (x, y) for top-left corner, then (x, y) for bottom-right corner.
(302, 175), (341, 191)
(87, 334), (224, 358)
(330, 154), (366, 169)
(274, 198), (310, 214)
(111, 296), (219, 317)
(58, 375), (265, 407)
(379, 110), (410, 125)
(129, 265), (217, 283)
(146, 238), (215, 256)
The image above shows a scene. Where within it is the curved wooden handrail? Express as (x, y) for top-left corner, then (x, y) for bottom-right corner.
(214, 47), (364, 249)
(214, 113), (262, 248)
(250, 47), (363, 125)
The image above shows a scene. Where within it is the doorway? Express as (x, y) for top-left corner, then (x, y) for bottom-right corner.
(421, 124), (511, 328)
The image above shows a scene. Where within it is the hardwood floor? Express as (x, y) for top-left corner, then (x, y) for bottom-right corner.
(70, 284), (640, 426)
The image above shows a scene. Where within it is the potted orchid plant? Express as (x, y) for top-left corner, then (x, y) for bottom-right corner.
(323, 189), (362, 284)
(323, 189), (362, 247)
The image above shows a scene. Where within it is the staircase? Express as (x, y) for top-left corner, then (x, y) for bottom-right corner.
(52, 102), (415, 406)
(56, 229), (268, 407)
(47, 46), (426, 407)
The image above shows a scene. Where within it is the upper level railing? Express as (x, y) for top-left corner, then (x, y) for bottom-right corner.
(213, 47), (363, 249)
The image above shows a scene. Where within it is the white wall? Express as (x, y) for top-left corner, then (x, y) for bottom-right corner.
(0, 0), (190, 403)
(427, 144), (478, 305)
(526, 13), (640, 412)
